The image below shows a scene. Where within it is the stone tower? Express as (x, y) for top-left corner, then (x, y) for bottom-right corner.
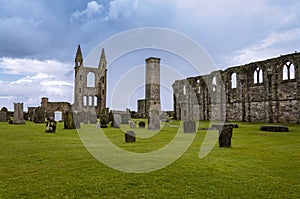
(73, 45), (107, 120)
(145, 57), (161, 117)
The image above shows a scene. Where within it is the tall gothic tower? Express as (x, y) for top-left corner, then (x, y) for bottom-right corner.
(73, 45), (107, 119)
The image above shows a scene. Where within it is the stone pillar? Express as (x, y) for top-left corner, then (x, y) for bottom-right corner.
(13, 103), (25, 124)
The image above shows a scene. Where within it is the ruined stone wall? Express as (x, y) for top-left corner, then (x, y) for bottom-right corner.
(73, 46), (107, 119)
(39, 97), (71, 120)
(173, 52), (300, 124)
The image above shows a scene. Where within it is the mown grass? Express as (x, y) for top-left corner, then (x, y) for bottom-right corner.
(0, 121), (299, 198)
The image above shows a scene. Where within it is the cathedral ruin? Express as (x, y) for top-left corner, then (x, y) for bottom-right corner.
(173, 52), (300, 124)
(72, 45), (107, 120)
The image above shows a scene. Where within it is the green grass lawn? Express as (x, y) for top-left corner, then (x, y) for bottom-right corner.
(0, 121), (299, 198)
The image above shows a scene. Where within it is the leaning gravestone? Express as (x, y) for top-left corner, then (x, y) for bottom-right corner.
(183, 120), (196, 133)
(13, 103), (25, 124)
(0, 112), (6, 122)
(113, 114), (121, 128)
(64, 112), (77, 129)
(218, 125), (233, 148)
(125, 131), (136, 142)
(139, 121), (145, 128)
(148, 109), (160, 130)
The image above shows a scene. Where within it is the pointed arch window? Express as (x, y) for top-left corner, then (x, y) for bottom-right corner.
(254, 67), (263, 84)
(283, 61), (295, 80)
(87, 72), (95, 87)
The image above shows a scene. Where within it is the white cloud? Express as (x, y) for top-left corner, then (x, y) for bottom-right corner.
(0, 57), (71, 76)
(0, 58), (74, 110)
(71, 1), (103, 19)
(225, 28), (300, 66)
(107, 0), (140, 20)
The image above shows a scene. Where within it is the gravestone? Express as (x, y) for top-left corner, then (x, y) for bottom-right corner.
(100, 117), (108, 128)
(13, 103), (25, 124)
(101, 108), (110, 124)
(218, 125), (233, 148)
(64, 112), (77, 129)
(90, 115), (98, 124)
(260, 125), (288, 132)
(125, 131), (136, 142)
(148, 109), (160, 130)
(129, 121), (136, 128)
(183, 120), (196, 133)
(139, 121), (145, 128)
(0, 112), (6, 122)
(121, 113), (130, 124)
(160, 111), (169, 122)
(34, 107), (46, 123)
(113, 114), (121, 128)
(45, 117), (56, 133)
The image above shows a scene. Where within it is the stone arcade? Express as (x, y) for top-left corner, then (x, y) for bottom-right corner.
(173, 52), (300, 124)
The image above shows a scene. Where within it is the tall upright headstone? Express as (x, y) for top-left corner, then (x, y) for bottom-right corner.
(113, 114), (121, 128)
(0, 112), (6, 122)
(13, 103), (25, 124)
(34, 107), (46, 123)
(0, 107), (7, 122)
(148, 108), (160, 130)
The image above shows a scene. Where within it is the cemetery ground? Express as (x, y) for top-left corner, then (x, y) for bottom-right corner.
(0, 121), (299, 198)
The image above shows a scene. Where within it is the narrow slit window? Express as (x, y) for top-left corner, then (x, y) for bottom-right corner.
(212, 76), (216, 91)
(83, 96), (87, 106)
(231, 73), (237, 88)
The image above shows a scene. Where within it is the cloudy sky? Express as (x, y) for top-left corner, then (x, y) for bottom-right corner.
(0, 0), (300, 111)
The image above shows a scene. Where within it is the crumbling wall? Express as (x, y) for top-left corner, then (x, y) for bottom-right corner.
(173, 52), (300, 123)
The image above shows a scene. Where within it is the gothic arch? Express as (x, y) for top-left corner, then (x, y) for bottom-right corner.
(87, 72), (95, 87)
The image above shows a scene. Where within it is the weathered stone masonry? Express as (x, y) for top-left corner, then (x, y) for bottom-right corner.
(73, 45), (107, 120)
(173, 52), (300, 123)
